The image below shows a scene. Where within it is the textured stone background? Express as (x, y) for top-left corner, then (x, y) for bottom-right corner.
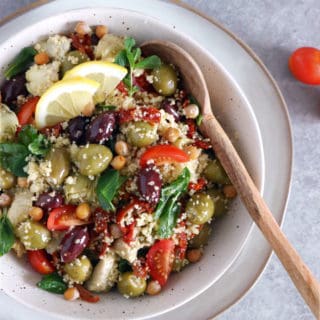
(0, 1), (319, 319)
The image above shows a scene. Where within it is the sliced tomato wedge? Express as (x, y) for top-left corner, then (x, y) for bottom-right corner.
(47, 205), (88, 231)
(140, 145), (189, 167)
(116, 199), (152, 243)
(17, 96), (40, 126)
(27, 250), (55, 275)
(118, 106), (161, 124)
(75, 284), (100, 303)
(147, 239), (175, 286)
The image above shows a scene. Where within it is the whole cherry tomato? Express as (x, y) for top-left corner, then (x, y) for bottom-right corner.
(289, 47), (320, 85)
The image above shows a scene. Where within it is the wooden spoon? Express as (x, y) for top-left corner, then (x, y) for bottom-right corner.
(141, 40), (320, 318)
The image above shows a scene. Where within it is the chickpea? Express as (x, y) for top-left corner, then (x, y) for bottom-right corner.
(223, 185), (237, 198)
(95, 25), (108, 39)
(184, 104), (199, 119)
(163, 128), (180, 143)
(29, 207), (44, 221)
(111, 155), (126, 170)
(64, 287), (80, 301)
(187, 249), (203, 263)
(76, 203), (91, 220)
(146, 280), (161, 296)
(115, 141), (129, 156)
(17, 177), (29, 188)
(184, 145), (201, 160)
(34, 52), (50, 65)
(75, 21), (91, 35)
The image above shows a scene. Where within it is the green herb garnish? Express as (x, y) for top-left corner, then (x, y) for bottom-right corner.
(96, 104), (117, 111)
(37, 272), (67, 294)
(0, 209), (15, 256)
(96, 168), (127, 211)
(118, 259), (132, 273)
(188, 94), (203, 126)
(4, 47), (37, 79)
(155, 168), (190, 238)
(0, 125), (50, 176)
(115, 37), (161, 96)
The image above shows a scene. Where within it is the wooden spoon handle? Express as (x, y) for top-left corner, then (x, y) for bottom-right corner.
(202, 114), (320, 318)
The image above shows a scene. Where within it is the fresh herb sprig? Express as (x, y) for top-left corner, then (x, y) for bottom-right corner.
(154, 168), (191, 238)
(96, 168), (127, 212)
(115, 37), (161, 96)
(37, 272), (67, 294)
(0, 125), (51, 177)
(0, 208), (15, 256)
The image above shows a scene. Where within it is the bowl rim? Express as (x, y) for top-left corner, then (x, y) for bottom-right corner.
(0, 1), (293, 319)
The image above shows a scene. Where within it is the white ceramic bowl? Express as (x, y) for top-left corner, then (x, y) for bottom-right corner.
(0, 3), (279, 320)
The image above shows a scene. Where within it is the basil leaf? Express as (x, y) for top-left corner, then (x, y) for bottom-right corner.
(133, 48), (141, 63)
(158, 200), (181, 239)
(154, 168), (190, 219)
(0, 210), (15, 256)
(118, 259), (132, 273)
(196, 114), (203, 126)
(135, 55), (162, 70)
(114, 49), (128, 67)
(0, 143), (29, 177)
(96, 169), (127, 211)
(37, 272), (67, 294)
(188, 94), (199, 106)
(4, 47), (37, 79)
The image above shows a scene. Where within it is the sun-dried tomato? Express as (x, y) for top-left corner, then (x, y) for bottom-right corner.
(188, 178), (207, 192)
(118, 107), (161, 124)
(75, 284), (100, 303)
(193, 140), (211, 150)
(116, 81), (128, 95)
(186, 119), (196, 138)
(133, 73), (154, 92)
(132, 258), (149, 279)
(70, 33), (94, 59)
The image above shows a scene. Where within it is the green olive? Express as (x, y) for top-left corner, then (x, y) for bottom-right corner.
(204, 159), (230, 185)
(188, 223), (212, 249)
(16, 220), (51, 250)
(186, 192), (214, 224)
(126, 121), (158, 147)
(74, 144), (113, 176)
(64, 174), (97, 204)
(117, 272), (146, 297)
(64, 255), (93, 283)
(0, 167), (16, 190)
(60, 51), (89, 76)
(151, 64), (178, 96)
(45, 148), (70, 185)
(207, 189), (229, 218)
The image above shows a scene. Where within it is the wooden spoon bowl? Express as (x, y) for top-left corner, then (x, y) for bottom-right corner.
(141, 40), (320, 318)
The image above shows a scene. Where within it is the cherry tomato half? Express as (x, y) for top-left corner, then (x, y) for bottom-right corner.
(47, 205), (88, 231)
(146, 239), (175, 286)
(17, 96), (40, 126)
(289, 47), (320, 85)
(27, 250), (55, 275)
(140, 145), (189, 167)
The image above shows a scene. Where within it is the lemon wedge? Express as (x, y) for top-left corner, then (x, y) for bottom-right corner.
(35, 77), (100, 129)
(63, 61), (127, 103)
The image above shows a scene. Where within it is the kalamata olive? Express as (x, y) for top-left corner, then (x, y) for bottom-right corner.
(138, 165), (162, 205)
(60, 226), (90, 263)
(86, 112), (116, 144)
(35, 191), (64, 211)
(161, 99), (180, 121)
(1, 74), (28, 105)
(91, 34), (100, 46)
(67, 116), (89, 144)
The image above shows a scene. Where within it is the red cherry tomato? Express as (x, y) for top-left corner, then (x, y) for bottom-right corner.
(140, 145), (189, 167)
(47, 205), (88, 231)
(118, 107), (161, 124)
(17, 96), (40, 126)
(27, 250), (55, 275)
(289, 47), (320, 85)
(146, 239), (175, 286)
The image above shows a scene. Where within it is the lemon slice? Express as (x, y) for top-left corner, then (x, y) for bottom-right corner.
(63, 61), (127, 103)
(35, 77), (100, 129)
